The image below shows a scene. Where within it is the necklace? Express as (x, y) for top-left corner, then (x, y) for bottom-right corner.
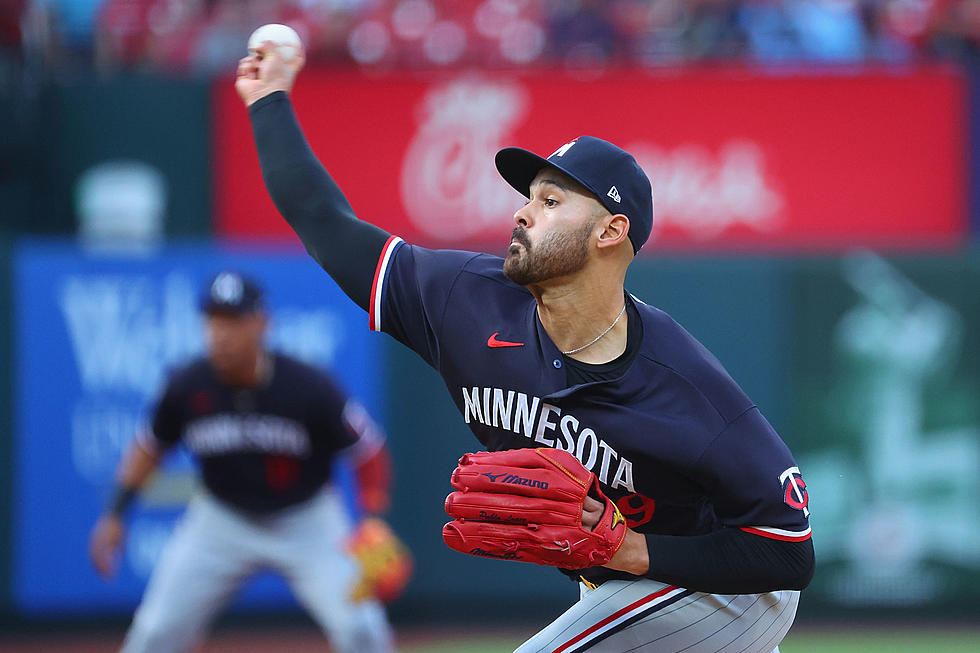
(561, 303), (627, 355)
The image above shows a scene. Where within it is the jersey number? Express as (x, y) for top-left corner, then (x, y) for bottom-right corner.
(615, 493), (656, 528)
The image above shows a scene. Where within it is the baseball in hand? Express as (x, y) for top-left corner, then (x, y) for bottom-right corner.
(247, 24), (302, 62)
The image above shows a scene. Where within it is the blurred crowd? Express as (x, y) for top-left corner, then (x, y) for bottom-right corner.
(3, 0), (980, 76)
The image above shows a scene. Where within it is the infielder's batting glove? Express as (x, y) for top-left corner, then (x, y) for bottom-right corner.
(442, 448), (628, 569)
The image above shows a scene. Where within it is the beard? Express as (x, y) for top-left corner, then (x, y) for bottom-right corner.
(503, 219), (594, 286)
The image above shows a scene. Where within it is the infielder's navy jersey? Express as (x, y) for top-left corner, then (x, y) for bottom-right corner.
(148, 353), (369, 513)
(371, 238), (810, 543)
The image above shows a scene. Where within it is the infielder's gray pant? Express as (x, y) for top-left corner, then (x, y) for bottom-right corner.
(514, 579), (798, 653)
(121, 489), (395, 653)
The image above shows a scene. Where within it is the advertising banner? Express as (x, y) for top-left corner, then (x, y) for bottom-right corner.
(213, 68), (966, 252)
(788, 252), (980, 612)
(12, 240), (383, 614)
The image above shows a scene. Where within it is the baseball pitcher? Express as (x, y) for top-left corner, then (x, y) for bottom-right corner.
(234, 43), (814, 653)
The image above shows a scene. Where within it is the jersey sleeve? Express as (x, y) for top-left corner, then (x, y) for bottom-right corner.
(340, 400), (386, 463)
(370, 240), (481, 367)
(307, 371), (361, 453)
(149, 374), (187, 450)
(695, 407), (811, 542)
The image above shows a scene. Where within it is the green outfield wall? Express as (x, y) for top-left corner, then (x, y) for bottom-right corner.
(786, 254), (980, 619)
(2, 77), (213, 237)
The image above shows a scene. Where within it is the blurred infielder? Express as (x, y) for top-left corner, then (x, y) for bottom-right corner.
(235, 42), (814, 653)
(89, 271), (406, 653)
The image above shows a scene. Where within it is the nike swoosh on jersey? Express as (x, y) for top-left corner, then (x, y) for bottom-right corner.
(487, 332), (524, 348)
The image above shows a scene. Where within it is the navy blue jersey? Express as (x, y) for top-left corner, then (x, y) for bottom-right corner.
(148, 352), (370, 513)
(371, 237), (810, 543)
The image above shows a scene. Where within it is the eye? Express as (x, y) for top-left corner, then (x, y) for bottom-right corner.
(543, 198), (558, 208)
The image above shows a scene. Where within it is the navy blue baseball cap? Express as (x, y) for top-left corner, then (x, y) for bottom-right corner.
(495, 136), (654, 254)
(200, 271), (264, 315)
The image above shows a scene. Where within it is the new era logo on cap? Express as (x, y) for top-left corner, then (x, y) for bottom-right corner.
(494, 136), (654, 253)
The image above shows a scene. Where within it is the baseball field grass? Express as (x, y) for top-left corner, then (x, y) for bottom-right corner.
(778, 628), (980, 653)
(397, 627), (980, 653)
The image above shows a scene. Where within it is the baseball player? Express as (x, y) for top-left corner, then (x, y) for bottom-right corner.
(88, 271), (399, 653)
(235, 45), (814, 653)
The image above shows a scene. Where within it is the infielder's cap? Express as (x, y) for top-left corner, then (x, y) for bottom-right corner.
(200, 271), (264, 315)
(495, 136), (654, 253)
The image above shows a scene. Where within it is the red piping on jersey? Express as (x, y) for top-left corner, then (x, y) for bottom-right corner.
(551, 585), (681, 653)
(740, 526), (812, 542)
(369, 236), (400, 331)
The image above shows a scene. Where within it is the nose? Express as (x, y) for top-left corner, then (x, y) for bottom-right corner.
(514, 202), (532, 228)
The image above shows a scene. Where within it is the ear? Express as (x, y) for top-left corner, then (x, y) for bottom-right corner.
(596, 214), (631, 250)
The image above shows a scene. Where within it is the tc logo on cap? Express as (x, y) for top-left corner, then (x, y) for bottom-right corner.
(549, 141), (576, 158)
(607, 186), (621, 203)
(211, 272), (244, 304)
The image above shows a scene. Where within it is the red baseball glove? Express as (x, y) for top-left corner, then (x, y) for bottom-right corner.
(347, 517), (413, 603)
(442, 448), (628, 569)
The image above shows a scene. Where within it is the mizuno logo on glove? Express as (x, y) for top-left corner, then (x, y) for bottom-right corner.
(481, 472), (549, 489)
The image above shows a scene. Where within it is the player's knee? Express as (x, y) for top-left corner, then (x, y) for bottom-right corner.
(324, 606), (394, 653)
(122, 609), (199, 653)
(329, 629), (380, 653)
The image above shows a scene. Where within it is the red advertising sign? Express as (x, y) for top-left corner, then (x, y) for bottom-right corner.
(213, 67), (966, 253)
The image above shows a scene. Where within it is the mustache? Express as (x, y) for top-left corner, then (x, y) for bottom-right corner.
(510, 227), (531, 249)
